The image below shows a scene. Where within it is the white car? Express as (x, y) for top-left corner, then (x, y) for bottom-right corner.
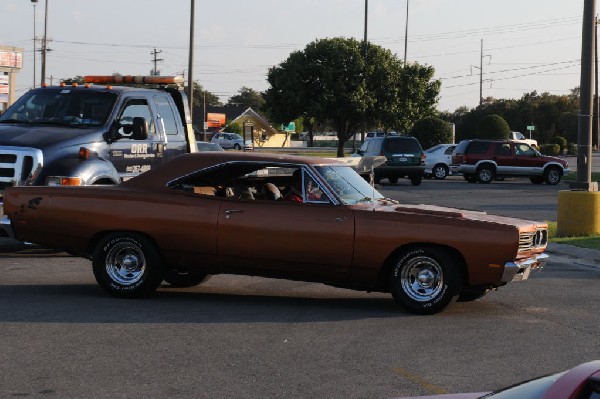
(424, 143), (456, 180)
(510, 131), (538, 148)
(211, 132), (253, 150)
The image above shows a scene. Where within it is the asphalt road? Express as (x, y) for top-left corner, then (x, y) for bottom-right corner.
(1, 178), (599, 398)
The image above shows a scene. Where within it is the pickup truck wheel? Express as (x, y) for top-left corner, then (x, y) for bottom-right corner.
(163, 270), (209, 288)
(410, 174), (422, 186)
(388, 177), (399, 184)
(233, 143), (241, 150)
(544, 166), (562, 185)
(433, 164), (448, 180)
(477, 166), (494, 184)
(92, 233), (164, 298)
(390, 246), (461, 315)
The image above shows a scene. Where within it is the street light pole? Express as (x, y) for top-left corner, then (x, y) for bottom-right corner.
(40, 0), (48, 85)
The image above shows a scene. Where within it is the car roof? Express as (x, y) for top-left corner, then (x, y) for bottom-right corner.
(124, 152), (346, 188)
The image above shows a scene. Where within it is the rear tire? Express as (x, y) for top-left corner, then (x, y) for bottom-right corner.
(92, 233), (164, 298)
(530, 176), (544, 185)
(410, 174), (422, 186)
(390, 246), (461, 315)
(388, 177), (398, 184)
(477, 166), (494, 184)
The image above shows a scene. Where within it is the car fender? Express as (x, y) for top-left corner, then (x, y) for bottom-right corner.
(38, 157), (121, 185)
(474, 160), (497, 171)
(543, 161), (567, 174)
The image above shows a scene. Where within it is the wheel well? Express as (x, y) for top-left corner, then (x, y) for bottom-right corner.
(544, 164), (562, 174)
(374, 243), (469, 292)
(93, 178), (118, 185)
(476, 162), (495, 172)
(86, 230), (161, 259)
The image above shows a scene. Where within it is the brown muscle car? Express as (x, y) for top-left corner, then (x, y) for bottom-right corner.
(1, 152), (549, 315)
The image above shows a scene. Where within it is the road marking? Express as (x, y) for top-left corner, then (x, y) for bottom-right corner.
(392, 367), (448, 394)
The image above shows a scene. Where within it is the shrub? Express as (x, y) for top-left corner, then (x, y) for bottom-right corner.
(550, 136), (568, 153)
(540, 143), (560, 156)
(409, 116), (453, 150)
(568, 143), (578, 155)
(476, 114), (510, 139)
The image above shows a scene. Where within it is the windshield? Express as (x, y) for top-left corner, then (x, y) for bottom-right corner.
(315, 165), (383, 205)
(0, 89), (117, 127)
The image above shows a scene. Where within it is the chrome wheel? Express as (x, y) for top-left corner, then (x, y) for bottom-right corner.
(400, 256), (444, 302)
(105, 241), (146, 286)
(477, 167), (493, 183)
(544, 167), (561, 185)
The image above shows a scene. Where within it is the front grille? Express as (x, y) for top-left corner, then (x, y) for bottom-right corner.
(0, 146), (44, 187)
(519, 228), (548, 251)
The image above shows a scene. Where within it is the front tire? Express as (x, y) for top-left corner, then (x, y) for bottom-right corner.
(433, 164), (448, 180)
(390, 246), (461, 315)
(544, 166), (562, 185)
(92, 233), (164, 298)
(233, 143), (242, 150)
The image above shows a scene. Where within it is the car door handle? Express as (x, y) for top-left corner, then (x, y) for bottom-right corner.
(225, 209), (244, 219)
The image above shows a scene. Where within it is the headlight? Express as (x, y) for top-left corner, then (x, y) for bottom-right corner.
(46, 176), (82, 186)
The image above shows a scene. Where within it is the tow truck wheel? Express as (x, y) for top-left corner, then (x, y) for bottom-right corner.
(92, 232), (164, 298)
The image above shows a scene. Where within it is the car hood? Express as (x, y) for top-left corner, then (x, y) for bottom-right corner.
(0, 124), (104, 149)
(353, 202), (545, 229)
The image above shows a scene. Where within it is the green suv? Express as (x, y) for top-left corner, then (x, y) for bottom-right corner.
(355, 136), (425, 185)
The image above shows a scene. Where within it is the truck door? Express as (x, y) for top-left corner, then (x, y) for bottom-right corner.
(153, 94), (188, 160)
(109, 98), (163, 182)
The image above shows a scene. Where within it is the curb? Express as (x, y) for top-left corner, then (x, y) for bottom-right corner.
(546, 242), (600, 264)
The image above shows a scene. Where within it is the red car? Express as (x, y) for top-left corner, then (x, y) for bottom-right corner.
(1, 152), (549, 315)
(398, 361), (600, 399)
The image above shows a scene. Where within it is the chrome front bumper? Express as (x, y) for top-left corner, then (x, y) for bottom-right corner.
(1, 215), (15, 239)
(502, 253), (549, 282)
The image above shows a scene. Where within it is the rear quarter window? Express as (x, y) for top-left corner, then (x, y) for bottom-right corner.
(465, 141), (492, 154)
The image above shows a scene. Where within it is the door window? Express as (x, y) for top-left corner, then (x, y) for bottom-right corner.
(117, 100), (155, 136)
(154, 95), (179, 136)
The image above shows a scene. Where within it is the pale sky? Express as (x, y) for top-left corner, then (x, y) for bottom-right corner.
(0, 0), (585, 112)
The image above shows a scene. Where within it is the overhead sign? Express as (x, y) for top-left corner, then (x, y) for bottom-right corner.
(0, 50), (23, 69)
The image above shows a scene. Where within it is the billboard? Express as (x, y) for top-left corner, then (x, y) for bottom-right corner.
(206, 113), (226, 128)
(0, 50), (23, 69)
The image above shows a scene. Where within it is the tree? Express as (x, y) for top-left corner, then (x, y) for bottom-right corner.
(410, 116), (453, 149)
(227, 87), (265, 110)
(190, 81), (221, 108)
(477, 114), (511, 139)
(265, 37), (441, 156)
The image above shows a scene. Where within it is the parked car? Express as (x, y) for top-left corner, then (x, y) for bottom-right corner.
(2, 152), (548, 315)
(451, 139), (569, 184)
(424, 144), (456, 180)
(210, 132), (252, 150)
(510, 131), (538, 148)
(353, 136), (425, 185)
(196, 141), (224, 152)
(397, 360), (600, 399)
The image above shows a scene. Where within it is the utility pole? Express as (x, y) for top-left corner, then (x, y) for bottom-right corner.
(471, 39), (491, 106)
(150, 48), (163, 76)
(404, 0), (409, 66)
(31, 0), (38, 88)
(594, 15), (599, 150)
(187, 0), (195, 118)
(40, 0), (48, 85)
(572, 0), (598, 191)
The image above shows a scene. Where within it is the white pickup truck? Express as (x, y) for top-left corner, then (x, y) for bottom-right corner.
(510, 131), (538, 148)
